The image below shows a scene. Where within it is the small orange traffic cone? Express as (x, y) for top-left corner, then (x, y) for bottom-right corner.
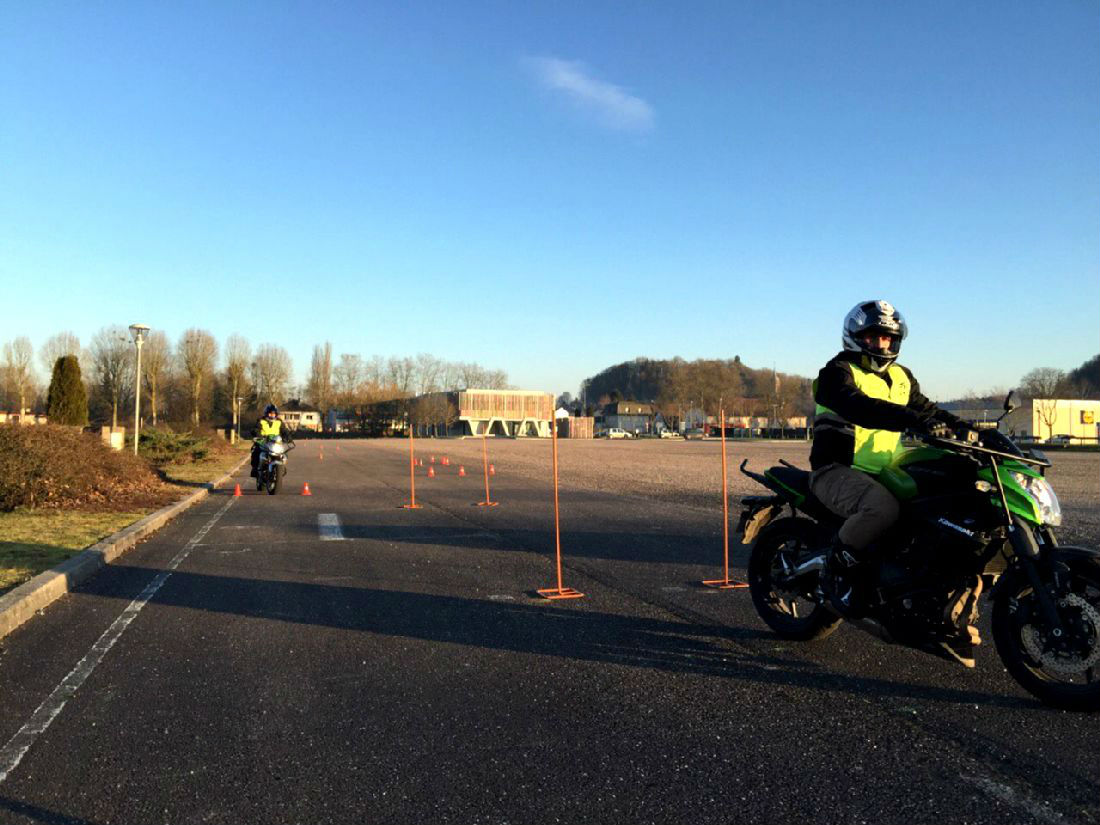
(489, 464), (496, 476)
(301, 482), (312, 496)
(442, 456), (450, 466)
(430, 455), (436, 464)
(233, 483), (242, 497)
(458, 465), (466, 477)
(428, 465), (436, 478)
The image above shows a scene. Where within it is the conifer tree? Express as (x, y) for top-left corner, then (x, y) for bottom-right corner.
(46, 355), (88, 426)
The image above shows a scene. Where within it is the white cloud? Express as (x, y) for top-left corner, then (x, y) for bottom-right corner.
(525, 56), (654, 131)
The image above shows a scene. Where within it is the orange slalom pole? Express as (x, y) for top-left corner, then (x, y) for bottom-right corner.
(538, 413), (583, 599)
(476, 429), (498, 507)
(703, 406), (748, 589)
(402, 422), (421, 509)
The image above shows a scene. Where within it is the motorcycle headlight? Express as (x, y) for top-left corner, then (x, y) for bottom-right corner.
(1011, 472), (1062, 526)
(269, 442), (285, 455)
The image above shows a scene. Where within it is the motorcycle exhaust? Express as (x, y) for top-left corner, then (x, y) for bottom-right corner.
(848, 617), (896, 645)
(820, 602), (897, 645)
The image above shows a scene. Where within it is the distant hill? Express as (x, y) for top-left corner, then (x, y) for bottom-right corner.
(1069, 354), (1100, 398)
(580, 357), (814, 419)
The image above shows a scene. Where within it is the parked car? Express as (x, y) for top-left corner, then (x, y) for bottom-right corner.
(683, 428), (705, 440)
(659, 429), (680, 438)
(1046, 435), (1073, 446)
(596, 427), (633, 439)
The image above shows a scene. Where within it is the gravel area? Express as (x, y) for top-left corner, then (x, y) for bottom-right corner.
(375, 437), (1099, 547)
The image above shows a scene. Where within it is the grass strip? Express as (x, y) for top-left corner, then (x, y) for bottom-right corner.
(0, 510), (150, 593)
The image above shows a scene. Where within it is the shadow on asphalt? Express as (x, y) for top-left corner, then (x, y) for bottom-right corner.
(251, 520), (742, 567)
(0, 795), (101, 825)
(91, 565), (1033, 711)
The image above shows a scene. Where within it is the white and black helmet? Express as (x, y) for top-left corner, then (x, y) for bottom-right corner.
(842, 300), (908, 372)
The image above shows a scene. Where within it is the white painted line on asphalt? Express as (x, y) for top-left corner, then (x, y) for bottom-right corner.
(0, 496), (238, 785)
(318, 513), (345, 541)
(962, 773), (1065, 824)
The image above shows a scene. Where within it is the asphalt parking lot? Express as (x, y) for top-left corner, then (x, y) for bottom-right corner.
(0, 439), (1097, 824)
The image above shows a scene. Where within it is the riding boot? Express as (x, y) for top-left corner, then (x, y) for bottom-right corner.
(822, 537), (866, 618)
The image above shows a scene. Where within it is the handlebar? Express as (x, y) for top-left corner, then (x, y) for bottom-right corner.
(910, 431), (1051, 468)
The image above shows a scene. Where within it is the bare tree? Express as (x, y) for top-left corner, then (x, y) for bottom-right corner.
(483, 368), (510, 390)
(178, 329), (218, 426)
(2, 337), (35, 416)
(141, 331), (171, 426)
(414, 353), (442, 395)
(333, 354), (365, 407)
(90, 326), (134, 429)
(439, 360), (462, 392)
(252, 344), (293, 405)
(39, 332), (81, 377)
(387, 356), (416, 396)
(225, 335), (251, 435)
(364, 355), (385, 388)
(306, 342), (334, 412)
(1020, 367), (1068, 440)
(456, 361), (481, 388)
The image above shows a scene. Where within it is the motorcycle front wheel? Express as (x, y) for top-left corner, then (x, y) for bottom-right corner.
(267, 463), (285, 495)
(992, 557), (1100, 711)
(748, 517), (842, 642)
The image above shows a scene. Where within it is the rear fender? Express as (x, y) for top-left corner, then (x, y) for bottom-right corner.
(736, 495), (784, 545)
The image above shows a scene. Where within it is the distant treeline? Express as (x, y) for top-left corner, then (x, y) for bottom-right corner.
(0, 329), (510, 431)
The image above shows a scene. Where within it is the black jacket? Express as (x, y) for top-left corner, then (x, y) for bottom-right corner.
(810, 351), (966, 470)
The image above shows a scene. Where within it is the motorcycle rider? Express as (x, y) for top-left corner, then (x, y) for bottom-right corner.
(251, 404), (293, 478)
(812, 300), (978, 664)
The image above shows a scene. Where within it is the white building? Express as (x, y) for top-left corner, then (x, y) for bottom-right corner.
(1004, 398), (1100, 443)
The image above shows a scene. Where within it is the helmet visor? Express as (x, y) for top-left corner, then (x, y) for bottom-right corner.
(861, 328), (901, 357)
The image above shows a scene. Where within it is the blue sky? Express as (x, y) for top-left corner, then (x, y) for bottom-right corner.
(3, 1), (1097, 400)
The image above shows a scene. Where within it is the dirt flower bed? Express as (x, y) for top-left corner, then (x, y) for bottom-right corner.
(0, 424), (180, 512)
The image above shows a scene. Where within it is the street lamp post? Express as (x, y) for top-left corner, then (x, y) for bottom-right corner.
(128, 324), (150, 456)
(236, 396), (245, 443)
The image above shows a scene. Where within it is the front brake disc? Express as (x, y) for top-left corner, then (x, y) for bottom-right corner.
(1020, 594), (1100, 675)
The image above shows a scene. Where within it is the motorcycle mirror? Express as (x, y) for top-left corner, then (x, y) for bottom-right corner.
(1003, 390), (1019, 413)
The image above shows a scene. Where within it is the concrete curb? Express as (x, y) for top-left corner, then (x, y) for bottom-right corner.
(0, 456), (249, 643)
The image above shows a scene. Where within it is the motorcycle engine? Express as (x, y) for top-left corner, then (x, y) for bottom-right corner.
(874, 513), (992, 642)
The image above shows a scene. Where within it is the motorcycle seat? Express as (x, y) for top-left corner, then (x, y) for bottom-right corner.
(766, 465), (811, 498)
(764, 465), (840, 525)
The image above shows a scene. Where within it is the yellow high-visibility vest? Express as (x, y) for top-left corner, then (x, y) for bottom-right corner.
(815, 362), (910, 474)
(259, 418), (282, 438)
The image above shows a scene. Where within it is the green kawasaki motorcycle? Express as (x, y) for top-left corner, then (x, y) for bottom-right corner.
(740, 393), (1100, 710)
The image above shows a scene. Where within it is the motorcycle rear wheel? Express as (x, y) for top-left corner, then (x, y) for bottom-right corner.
(748, 517), (842, 642)
(992, 558), (1100, 711)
